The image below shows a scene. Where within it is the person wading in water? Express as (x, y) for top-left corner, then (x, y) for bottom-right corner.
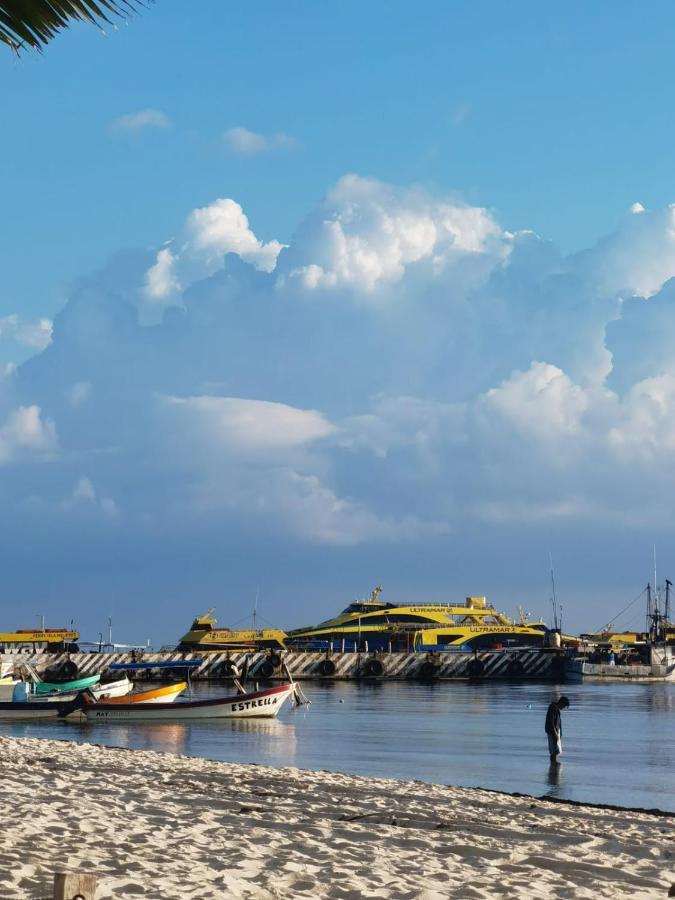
(545, 696), (570, 764)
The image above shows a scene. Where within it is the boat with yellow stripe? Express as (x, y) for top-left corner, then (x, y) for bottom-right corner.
(178, 609), (286, 651)
(287, 587), (563, 651)
(0, 627), (79, 651)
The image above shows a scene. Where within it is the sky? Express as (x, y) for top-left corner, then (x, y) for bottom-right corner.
(1, 1), (675, 644)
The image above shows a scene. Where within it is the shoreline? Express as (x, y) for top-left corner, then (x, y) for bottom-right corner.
(9, 728), (675, 819)
(0, 735), (672, 899)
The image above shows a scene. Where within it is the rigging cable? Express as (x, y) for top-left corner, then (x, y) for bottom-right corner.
(593, 585), (647, 634)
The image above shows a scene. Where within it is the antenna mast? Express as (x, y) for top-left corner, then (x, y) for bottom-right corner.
(253, 587), (259, 632)
(549, 552), (559, 631)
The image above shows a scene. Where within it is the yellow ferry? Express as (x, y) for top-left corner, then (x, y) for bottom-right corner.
(0, 628), (79, 651)
(178, 610), (287, 651)
(286, 587), (564, 651)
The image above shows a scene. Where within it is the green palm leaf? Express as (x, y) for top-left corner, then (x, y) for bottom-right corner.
(0, 0), (146, 53)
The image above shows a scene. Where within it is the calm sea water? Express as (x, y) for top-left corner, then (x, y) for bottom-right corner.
(4, 680), (674, 812)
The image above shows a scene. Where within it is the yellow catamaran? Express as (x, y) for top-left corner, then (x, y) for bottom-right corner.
(286, 587), (555, 651)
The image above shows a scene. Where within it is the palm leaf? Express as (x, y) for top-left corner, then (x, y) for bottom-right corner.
(0, 0), (146, 53)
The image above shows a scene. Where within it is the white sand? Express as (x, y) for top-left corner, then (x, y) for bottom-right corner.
(0, 736), (672, 899)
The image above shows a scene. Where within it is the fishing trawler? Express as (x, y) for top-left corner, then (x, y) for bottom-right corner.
(286, 587), (559, 651)
(178, 609), (287, 651)
(567, 580), (675, 682)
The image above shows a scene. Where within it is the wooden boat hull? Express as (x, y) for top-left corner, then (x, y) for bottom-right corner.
(0, 681), (185, 718)
(0, 701), (69, 719)
(80, 683), (295, 721)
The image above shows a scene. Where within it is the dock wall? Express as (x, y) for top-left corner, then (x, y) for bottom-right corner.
(0, 648), (566, 682)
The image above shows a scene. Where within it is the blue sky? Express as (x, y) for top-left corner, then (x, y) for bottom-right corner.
(4, 1), (675, 321)
(1, 2), (675, 643)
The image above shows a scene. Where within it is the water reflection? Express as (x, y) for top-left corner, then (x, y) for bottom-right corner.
(545, 762), (563, 797)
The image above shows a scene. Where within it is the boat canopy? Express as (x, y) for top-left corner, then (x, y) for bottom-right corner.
(109, 660), (204, 670)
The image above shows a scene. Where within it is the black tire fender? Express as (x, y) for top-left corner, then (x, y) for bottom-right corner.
(467, 658), (485, 678)
(420, 660), (438, 680)
(508, 658), (525, 676)
(259, 660), (275, 678)
(364, 658), (383, 677)
(319, 658), (336, 677)
(61, 659), (78, 679)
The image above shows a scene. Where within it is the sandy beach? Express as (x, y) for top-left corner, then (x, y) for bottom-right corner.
(0, 735), (672, 899)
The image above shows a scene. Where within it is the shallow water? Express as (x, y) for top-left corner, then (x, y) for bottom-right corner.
(4, 680), (674, 812)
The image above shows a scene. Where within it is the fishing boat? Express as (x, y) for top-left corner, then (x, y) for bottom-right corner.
(71, 682), (298, 721)
(30, 677), (131, 702)
(0, 681), (188, 719)
(287, 587), (564, 651)
(33, 674), (101, 695)
(0, 672), (103, 701)
(567, 580), (675, 682)
(103, 682), (187, 704)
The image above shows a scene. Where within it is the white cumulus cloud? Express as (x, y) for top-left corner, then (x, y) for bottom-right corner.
(223, 127), (298, 154)
(0, 314), (52, 349)
(166, 396), (336, 453)
(0, 405), (57, 464)
(109, 109), (171, 135)
(279, 174), (508, 293)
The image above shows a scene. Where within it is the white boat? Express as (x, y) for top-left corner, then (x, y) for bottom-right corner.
(0, 681), (186, 719)
(77, 682), (297, 721)
(37, 676), (132, 702)
(0, 699), (70, 719)
(566, 643), (675, 682)
(0, 676), (133, 703)
(567, 579), (675, 682)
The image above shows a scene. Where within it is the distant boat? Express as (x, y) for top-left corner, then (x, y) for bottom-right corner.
(178, 609), (287, 651)
(0, 626), (79, 651)
(567, 580), (675, 682)
(566, 643), (675, 682)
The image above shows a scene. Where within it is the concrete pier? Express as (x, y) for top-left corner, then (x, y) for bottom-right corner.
(0, 647), (566, 682)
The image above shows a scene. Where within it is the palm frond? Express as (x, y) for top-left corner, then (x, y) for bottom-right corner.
(0, 0), (146, 53)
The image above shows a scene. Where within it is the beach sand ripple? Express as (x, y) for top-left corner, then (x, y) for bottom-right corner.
(0, 736), (671, 899)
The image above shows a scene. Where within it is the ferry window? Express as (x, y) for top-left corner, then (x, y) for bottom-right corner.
(385, 614), (438, 623)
